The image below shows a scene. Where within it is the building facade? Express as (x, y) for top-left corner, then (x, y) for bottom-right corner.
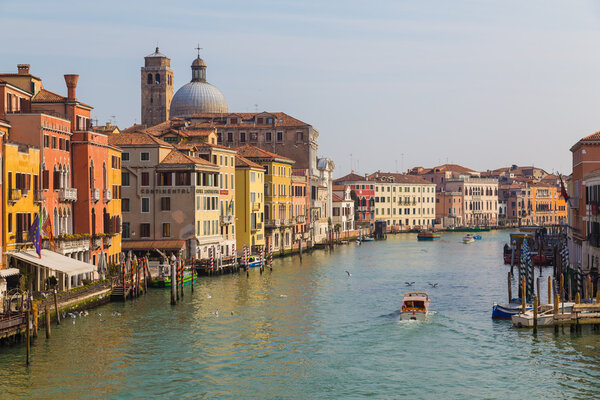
(234, 155), (265, 252)
(141, 48), (174, 127)
(332, 185), (355, 235)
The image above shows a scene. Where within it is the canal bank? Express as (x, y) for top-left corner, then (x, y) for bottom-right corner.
(1, 231), (600, 399)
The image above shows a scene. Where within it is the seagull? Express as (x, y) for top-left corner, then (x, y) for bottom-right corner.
(279, 294), (287, 298)
(206, 294), (212, 299)
(213, 310), (219, 316)
(405, 282), (415, 286)
(428, 282), (439, 288)
(230, 311), (234, 315)
(345, 271), (352, 277)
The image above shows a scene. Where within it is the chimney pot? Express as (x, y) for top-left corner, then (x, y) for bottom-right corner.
(17, 64), (30, 75)
(64, 74), (79, 101)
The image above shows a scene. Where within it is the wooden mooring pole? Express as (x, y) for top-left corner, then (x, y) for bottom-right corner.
(170, 261), (176, 305)
(191, 257), (195, 293)
(554, 293), (559, 334)
(522, 276), (527, 313)
(548, 276), (552, 305)
(536, 277), (541, 300)
(44, 305), (51, 339)
(533, 296), (538, 334)
(26, 307), (31, 366)
(508, 271), (512, 303)
(53, 289), (60, 325)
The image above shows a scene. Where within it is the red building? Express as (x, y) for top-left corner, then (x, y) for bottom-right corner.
(333, 173), (375, 230)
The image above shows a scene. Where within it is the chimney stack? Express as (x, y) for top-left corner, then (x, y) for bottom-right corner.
(64, 74), (79, 101)
(17, 64), (30, 75)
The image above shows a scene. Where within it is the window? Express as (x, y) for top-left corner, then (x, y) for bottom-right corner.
(250, 132), (258, 142)
(264, 165), (269, 175)
(122, 172), (130, 186)
(162, 223), (171, 237)
(175, 172), (190, 186)
(250, 171), (256, 183)
(140, 223), (150, 238)
(227, 132), (233, 142)
(160, 197), (171, 211)
(141, 152), (150, 161)
(122, 152), (130, 161)
(111, 155), (120, 169)
(122, 222), (130, 238)
(240, 132), (246, 142)
(122, 198), (130, 212)
(155, 74), (161, 84)
(44, 135), (49, 148)
(141, 172), (149, 186)
(8, 213), (12, 233)
(141, 197), (150, 213)
(158, 172), (172, 186)
(265, 132), (272, 142)
(296, 132), (303, 142)
(52, 136), (57, 149)
(147, 74), (152, 84)
(277, 132), (283, 142)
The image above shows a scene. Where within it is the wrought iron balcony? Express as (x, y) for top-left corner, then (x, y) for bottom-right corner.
(220, 215), (233, 224)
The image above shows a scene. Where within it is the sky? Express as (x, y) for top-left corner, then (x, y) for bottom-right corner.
(2, 0), (600, 177)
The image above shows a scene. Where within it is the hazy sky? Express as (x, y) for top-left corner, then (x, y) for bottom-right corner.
(3, 0), (600, 176)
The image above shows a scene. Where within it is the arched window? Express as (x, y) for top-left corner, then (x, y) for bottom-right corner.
(90, 161), (95, 189)
(102, 162), (107, 192)
(147, 73), (152, 84)
(155, 74), (161, 84)
(91, 209), (96, 235)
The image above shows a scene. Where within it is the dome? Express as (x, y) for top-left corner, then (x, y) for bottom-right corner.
(170, 82), (228, 116)
(169, 53), (228, 117)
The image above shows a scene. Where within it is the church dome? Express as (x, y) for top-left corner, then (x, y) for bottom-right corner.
(170, 54), (228, 117)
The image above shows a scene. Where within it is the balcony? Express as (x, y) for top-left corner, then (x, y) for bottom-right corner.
(251, 222), (263, 232)
(91, 236), (102, 249)
(252, 202), (261, 211)
(8, 189), (22, 203)
(220, 215), (233, 225)
(59, 188), (78, 202)
(312, 200), (322, 208)
(104, 189), (112, 202)
(265, 219), (281, 228)
(91, 188), (100, 203)
(296, 215), (306, 223)
(50, 236), (90, 251)
(103, 235), (113, 248)
(34, 190), (45, 203)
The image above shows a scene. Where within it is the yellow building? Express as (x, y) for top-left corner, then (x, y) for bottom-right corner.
(3, 141), (40, 254)
(235, 154), (265, 251)
(0, 120), (8, 268)
(106, 146), (122, 265)
(235, 145), (294, 252)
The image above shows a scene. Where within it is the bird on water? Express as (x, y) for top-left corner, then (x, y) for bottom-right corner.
(405, 282), (415, 286)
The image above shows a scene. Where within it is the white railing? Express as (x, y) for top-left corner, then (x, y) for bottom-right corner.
(59, 188), (78, 202)
(104, 189), (112, 202)
(91, 188), (100, 202)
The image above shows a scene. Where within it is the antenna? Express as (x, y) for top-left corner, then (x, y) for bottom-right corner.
(401, 153), (404, 172)
(395, 159), (398, 173)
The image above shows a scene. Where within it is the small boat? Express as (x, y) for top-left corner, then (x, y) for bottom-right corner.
(417, 231), (441, 241)
(473, 234), (482, 240)
(492, 299), (531, 319)
(151, 265), (195, 288)
(400, 292), (430, 321)
(463, 234), (475, 244)
(362, 236), (375, 242)
(512, 302), (575, 327)
(240, 255), (262, 268)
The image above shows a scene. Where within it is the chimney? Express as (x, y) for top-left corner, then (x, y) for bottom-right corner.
(64, 74), (79, 101)
(17, 64), (30, 75)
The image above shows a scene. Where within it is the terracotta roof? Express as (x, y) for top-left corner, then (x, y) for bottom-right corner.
(159, 150), (216, 167)
(332, 184), (348, 191)
(32, 88), (65, 103)
(581, 131), (600, 141)
(191, 142), (234, 151)
(235, 154), (264, 169)
(367, 172), (433, 185)
(334, 173), (367, 183)
(108, 132), (171, 147)
(332, 194), (345, 202)
(430, 164), (477, 174)
(234, 144), (294, 163)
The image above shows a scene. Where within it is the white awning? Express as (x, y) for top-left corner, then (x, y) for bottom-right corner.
(8, 250), (96, 276)
(0, 268), (20, 278)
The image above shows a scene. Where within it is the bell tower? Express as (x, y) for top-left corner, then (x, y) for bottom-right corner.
(141, 47), (174, 127)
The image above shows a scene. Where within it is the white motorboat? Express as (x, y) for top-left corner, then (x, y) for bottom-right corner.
(400, 292), (431, 321)
(463, 234), (475, 244)
(512, 302), (575, 328)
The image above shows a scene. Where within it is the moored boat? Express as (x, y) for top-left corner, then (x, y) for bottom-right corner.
(473, 234), (482, 240)
(417, 231), (441, 241)
(463, 234), (475, 244)
(492, 300), (531, 319)
(362, 236), (375, 242)
(150, 266), (195, 288)
(512, 302), (575, 327)
(400, 292), (430, 321)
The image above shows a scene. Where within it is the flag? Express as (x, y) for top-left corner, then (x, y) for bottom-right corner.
(228, 200), (234, 215)
(42, 216), (55, 251)
(28, 214), (41, 258)
(559, 174), (569, 201)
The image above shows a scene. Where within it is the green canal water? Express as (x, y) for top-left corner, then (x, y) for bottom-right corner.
(1, 231), (600, 399)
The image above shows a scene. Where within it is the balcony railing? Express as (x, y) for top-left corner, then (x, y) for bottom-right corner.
(252, 202), (261, 211)
(9, 189), (22, 203)
(34, 190), (45, 203)
(296, 215), (306, 223)
(104, 189), (112, 202)
(251, 222), (263, 231)
(59, 188), (77, 202)
(91, 188), (100, 203)
(265, 219), (281, 227)
(220, 215), (233, 224)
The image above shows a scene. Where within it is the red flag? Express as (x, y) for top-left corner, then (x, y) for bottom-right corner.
(559, 174), (569, 201)
(42, 217), (56, 251)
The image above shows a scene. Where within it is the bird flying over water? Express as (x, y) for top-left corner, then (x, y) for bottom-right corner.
(345, 271), (352, 277)
(428, 282), (439, 288)
(405, 282), (415, 286)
